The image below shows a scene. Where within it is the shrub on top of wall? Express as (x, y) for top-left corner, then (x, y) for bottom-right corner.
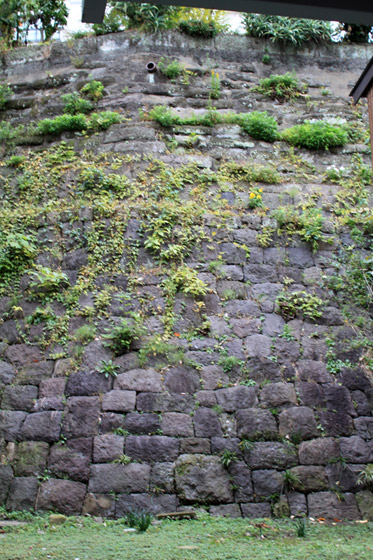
(281, 121), (348, 150)
(178, 20), (218, 38)
(239, 111), (278, 142)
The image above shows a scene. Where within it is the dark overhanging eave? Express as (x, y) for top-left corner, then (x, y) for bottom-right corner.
(350, 57), (373, 103)
(81, 0), (373, 25)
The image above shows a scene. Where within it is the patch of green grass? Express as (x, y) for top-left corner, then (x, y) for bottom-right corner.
(281, 121), (348, 150)
(0, 514), (372, 560)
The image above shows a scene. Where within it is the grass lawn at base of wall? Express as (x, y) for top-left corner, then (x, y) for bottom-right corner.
(0, 514), (372, 560)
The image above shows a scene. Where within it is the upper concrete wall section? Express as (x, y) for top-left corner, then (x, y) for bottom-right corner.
(1, 30), (372, 80)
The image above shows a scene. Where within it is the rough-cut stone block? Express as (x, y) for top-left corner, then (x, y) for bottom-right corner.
(80, 340), (112, 372)
(6, 477), (38, 511)
(296, 382), (325, 408)
(32, 397), (64, 412)
(161, 413), (194, 437)
(0, 411), (27, 441)
(260, 383), (297, 408)
(340, 368), (371, 391)
(210, 504), (241, 517)
(356, 491), (373, 521)
(99, 412), (125, 434)
(180, 438), (210, 454)
(211, 437), (241, 457)
(37, 479), (86, 515)
(1, 385), (38, 411)
(354, 417), (373, 439)
(324, 386), (355, 416)
(298, 438), (340, 466)
(340, 436), (371, 463)
(325, 462), (362, 492)
(297, 360), (333, 384)
(216, 386), (258, 412)
(225, 300), (260, 318)
(287, 492), (307, 517)
(136, 392), (194, 413)
(14, 441), (49, 476)
(252, 469), (283, 497)
(288, 247), (313, 267)
(0, 360), (16, 384)
(16, 361), (54, 385)
(82, 493), (116, 518)
(200, 365), (229, 391)
(262, 313), (285, 336)
(194, 407), (222, 437)
(4, 344), (42, 367)
(241, 502), (271, 518)
(246, 442), (298, 470)
(307, 492), (360, 520)
(62, 397), (100, 438)
(0, 465), (13, 505)
(101, 390), (136, 412)
(88, 463), (150, 493)
(290, 466), (328, 492)
(318, 411), (354, 437)
(125, 435), (179, 462)
(230, 318), (261, 339)
(245, 334), (271, 359)
(150, 462), (175, 494)
(66, 370), (112, 396)
(236, 408), (278, 440)
(195, 390), (217, 407)
(279, 407), (318, 441)
(115, 493), (178, 517)
(39, 378), (66, 398)
(175, 454), (233, 503)
(114, 368), (162, 392)
(124, 412), (160, 435)
(48, 444), (90, 481)
(93, 434), (124, 463)
(21, 411), (62, 443)
(229, 461), (253, 502)
(351, 391), (371, 416)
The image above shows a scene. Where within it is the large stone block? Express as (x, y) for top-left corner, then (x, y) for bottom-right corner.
(325, 463), (361, 492)
(298, 438), (340, 465)
(65, 370), (112, 396)
(252, 469), (283, 497)
(82, 493), (116, 518)
(101, 390), (136, 412)
(175, 454), (233, 503)
(296, 382), (325, 408)
(125, 435), (179, 462)
(88, 463), (150, 493)
(200, 365), (229, 391)
(136, 391), (194, 413)
(260, 383), (297, 408)
(307, 491), (360, 520)
(4, 344), (42, 367)
(229, 461), (254, 502)
(318, 411), (354, 437)
(180, 438), (211, 454)
(324, 386), (355, 416)
(124, 412), (160, 435)
(15, 361), (54, 385)
(20, 411), (62, 443)
(289, 466), (328, 492)
(48, 444), (91, 481)
(1, 385), (38, 411)
(14, 441), (49, 476)
(150, 462), (175, 494)
(0, 411), (27, 441)
(0, 465), (13, 504)
(37, 479), (87, 515)
(161, 413), (194, 437)
(279, 407), (318, 441)
(356, 491), (373, 520)
(246, 442), (298, 470)
(114, 368), (162, 392)
(297, 360), (333, 384)
(93, 434), (124, 463)
(80, 340), (113, 372)
(236, 408), (278, 440)
(245, 334), (272, 359)
(0, 360), (16, 384)
(340, 436), (371, 463)
(39, 378), (66, 398)
(216, 386), (258, 412)
(194, 407), (222, 437)
(210, 504), (242, 517)
(6, 477), (38, 511)
(115, 493), (178, 517)
(240, 502), (271, 518)
(354, 417), (373, 439)
(62, 397), (100, 438)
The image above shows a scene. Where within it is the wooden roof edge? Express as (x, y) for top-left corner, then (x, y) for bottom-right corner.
(350, 56), (373, 103)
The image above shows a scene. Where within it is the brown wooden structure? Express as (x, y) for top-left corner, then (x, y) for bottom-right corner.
(350, 57), (373, 169)
(82, 0), (373, 25)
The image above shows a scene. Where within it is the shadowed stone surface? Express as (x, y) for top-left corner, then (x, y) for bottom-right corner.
(89, 463), (150, 493)
(175, 454), (233, 503)
(37, 479), (87, 515)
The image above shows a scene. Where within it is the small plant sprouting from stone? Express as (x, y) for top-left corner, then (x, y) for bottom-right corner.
(247, 187), (264, 209)
(113, 454), (132, 465)
(98, 359), (119, 378)
(239, 439), (254, 452)
(282, 469), (301, 492)
(357, 464), (373, 489)
(220, 450), (238, 468)
(294, 517), (307, 538)
(125, 509), (153, 532)
(210, 70), (220, 99)
(279, 324), (295, 341)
